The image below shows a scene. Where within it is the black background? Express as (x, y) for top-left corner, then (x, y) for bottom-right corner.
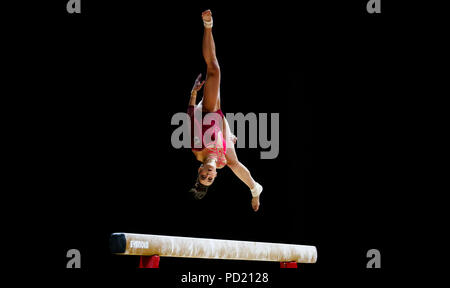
(5, 0), (419, 284)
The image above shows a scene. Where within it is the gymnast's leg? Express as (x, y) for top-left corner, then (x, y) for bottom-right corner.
(200, 9), (221, 113)
(226, 147), (262, 212)
(225, 117), (263, 212)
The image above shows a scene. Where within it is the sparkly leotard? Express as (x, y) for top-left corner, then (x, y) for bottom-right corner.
(187, 105), (227, 167)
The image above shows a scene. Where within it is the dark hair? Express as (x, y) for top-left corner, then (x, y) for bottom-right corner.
(189, 178), (209, 200)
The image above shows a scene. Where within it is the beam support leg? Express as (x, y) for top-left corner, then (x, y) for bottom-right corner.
(139, 255), (160, 268)
(280, 261), (298, 268)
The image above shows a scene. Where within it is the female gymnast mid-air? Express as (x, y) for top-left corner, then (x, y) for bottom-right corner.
(188, 10), (263, 212)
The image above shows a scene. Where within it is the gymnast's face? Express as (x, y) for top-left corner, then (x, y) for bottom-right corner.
(198, 164), (217, 186)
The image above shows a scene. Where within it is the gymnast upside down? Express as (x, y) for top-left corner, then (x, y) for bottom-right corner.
(188, 10), (263, 211)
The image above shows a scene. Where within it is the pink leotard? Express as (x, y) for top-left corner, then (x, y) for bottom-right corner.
(188, 105), (227, 167)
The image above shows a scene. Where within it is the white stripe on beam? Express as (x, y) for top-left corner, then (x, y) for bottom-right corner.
(110, 233), (317, 263)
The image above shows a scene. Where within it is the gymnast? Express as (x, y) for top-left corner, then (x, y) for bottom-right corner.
(188, 10), (263, 211)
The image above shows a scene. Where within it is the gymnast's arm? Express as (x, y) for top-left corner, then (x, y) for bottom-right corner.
(189, 73), (206, 107)
(189, 90), (198, 106)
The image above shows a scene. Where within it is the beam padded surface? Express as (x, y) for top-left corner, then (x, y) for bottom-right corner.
(110, 233), (317, 263)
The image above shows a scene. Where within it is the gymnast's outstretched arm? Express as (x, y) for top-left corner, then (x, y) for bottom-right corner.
(189, 73), (206, 107)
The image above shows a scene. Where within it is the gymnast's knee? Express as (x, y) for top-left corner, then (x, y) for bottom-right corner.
(227, 160), (239, 169)
(207, 61), (220, 76)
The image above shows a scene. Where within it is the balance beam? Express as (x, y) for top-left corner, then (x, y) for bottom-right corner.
(110, 233), (317, 268)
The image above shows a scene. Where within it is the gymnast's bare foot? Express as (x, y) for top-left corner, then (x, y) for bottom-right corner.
(202, 9), (213, 26)
(252, 196), (260, 212)
(250, 182), (262, 212)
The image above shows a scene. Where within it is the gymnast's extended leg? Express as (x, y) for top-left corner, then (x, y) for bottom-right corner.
(224, 118), (263, 212)
(200, 9), (221, 113)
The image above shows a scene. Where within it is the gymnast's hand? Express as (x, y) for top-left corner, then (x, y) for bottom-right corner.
(192, 73), (206, 92)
